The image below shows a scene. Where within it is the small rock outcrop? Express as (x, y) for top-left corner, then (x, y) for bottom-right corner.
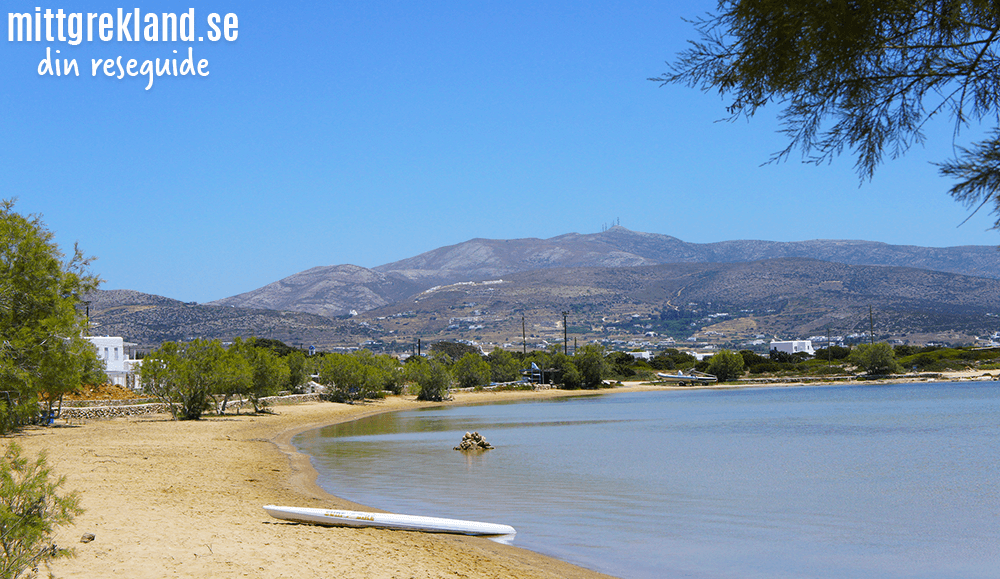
(454, 431), (493, 451)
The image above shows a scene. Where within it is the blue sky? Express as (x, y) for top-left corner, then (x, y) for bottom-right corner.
(4, 1), (997, 304)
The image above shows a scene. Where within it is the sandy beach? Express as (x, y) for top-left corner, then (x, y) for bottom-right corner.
(10, 387), (644, 579)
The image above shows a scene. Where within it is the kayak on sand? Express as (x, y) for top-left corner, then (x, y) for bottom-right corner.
(263, 505), (516, 536)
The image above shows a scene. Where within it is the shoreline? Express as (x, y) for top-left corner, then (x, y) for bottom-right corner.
(12, 388), (633, 579)
(9, 375), (988, 578)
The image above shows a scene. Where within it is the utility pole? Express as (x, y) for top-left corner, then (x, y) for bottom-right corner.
(562, 311), (569, 356)
(826, 323), (832, 366)
(522, 315), (526, 355)
(869, 306), (875, 345)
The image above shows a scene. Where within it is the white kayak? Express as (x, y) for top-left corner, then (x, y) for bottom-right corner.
(263, 505), (516, 536)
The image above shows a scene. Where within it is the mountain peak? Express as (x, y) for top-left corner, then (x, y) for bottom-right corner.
(213, 229), (1000, 318)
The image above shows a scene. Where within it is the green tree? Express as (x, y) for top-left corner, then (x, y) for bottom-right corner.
(452, 353), (491, 389)
(0, 442), (82, 579)
(140, 339), (239, 420)
(214, 338), (253, 414)
(428, 341), (480, 362)
(282, 350), (309, 392)
(575, 345), (608, 389)
(0, 200), (100, 431)
(707, 349), (745, 382)
(406, 356), (452, 401)
(815, 345), (852, 361)
(318, 353), (367, 403)
(606, 351), (638, 379)
(651, 349), (697, 371)
(243, 346), (287, 413)
(850, 343), (902, 376)
(486, 348), (521, 383)
(559, 360), (583, 389)
(371, 353), (405, 395)
(137, 342), (183, 415)
(738, 350), (769, 367)
(656, 2), (1000, 227)
(247, 337), (299, 357)
(36, 337), (106, 420)
(316, 351), (390, 403)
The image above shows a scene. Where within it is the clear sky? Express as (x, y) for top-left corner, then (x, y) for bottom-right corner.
(4, 1), (997, 304)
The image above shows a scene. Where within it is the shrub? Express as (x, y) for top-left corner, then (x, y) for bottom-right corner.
(707, 349), (745, 382)
(318, 353), (385, 403)
(652, 349), (697, 370)
(739, 350), (769, 367)
(575, 345), (608, 388)
(850, 343), (902, 376)
(406, 357), (452, 401)
(452, 353), (491, 389)
(486, 348), (520, 383)
(748, 361), (781, 374)
(606, 352), (637, 379)
(814, 345), (852, 360)
(0, 443), (82, 579)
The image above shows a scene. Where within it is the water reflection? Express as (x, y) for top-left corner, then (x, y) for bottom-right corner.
(294, 383), (1000, 579)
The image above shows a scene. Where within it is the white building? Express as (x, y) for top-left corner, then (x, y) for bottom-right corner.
(769, 340), (815, 356)
(85, 336), (141, 389)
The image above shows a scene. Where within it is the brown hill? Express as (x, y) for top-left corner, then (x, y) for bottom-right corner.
(86, 290), (377, 350)
(357, 258), (1000, 347)
(209, 264), (422, 317)
(91, 257), (1000, 350)
(211, 227), (1000, 318)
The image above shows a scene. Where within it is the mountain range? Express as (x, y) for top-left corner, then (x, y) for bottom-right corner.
(209, 227), (1000, 317)
(88, 228), (1000, 350)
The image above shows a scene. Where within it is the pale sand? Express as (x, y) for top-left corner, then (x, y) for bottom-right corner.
(11, 388), (638, 579)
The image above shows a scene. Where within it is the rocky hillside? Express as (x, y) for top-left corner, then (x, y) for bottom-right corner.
(91, 256), (1000, 350)
(210, 227), (1000, 318)
(209, 264), (422, 317)
(357, 257), (1000, 346)
(86, 290), (378, 350)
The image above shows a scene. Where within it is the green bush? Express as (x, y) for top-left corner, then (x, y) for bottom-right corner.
(486, 348), (521, 383)
(318, 353), (387, 403)
(748, 361), (782, 374)
(895, 347), (1000, 372)
(814, 345), (851, 360)
(575, 345), (608, 388)
(707, 349), (745, 382)
(651, 349), (697, 370)
(453, 353), (491, 389)
(739, 350), (769, 367)
(850, 343), (902, 376)
(0, 443), (82, 579)
(406, 357), (452, 401)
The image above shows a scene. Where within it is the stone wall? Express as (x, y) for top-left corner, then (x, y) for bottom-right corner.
(60, 403), (169, 420)
(58, 393), (324, 421)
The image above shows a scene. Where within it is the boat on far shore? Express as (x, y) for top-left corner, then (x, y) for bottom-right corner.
(655, 370), (717, 386)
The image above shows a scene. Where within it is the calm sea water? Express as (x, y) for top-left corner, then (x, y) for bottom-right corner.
(293, 383), (1000, 579)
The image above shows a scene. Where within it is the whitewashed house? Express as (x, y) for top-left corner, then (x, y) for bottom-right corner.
(85, 336), (141, 389)
(769, 340), (815, 356)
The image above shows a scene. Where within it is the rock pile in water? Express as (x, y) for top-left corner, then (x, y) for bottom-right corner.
(454, 431), (493, 451)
